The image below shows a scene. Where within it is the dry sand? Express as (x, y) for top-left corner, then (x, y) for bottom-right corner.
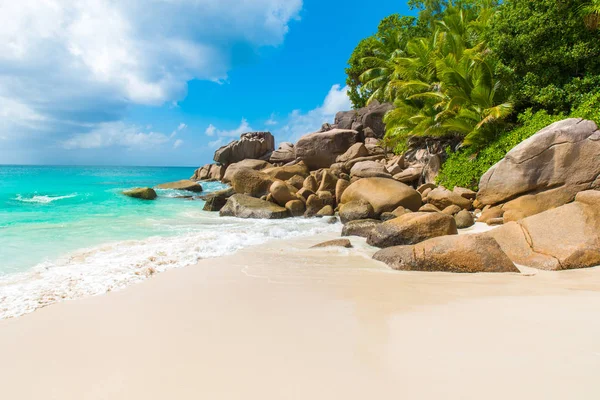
(0, 229), (599, 399)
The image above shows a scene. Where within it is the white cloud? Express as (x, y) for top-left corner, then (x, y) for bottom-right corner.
(205, 124), (217, 136)
(276, 84), (351, 142)
(170, 122), (188, 138)
(321, 84), (353, 115)
(265, 113), (278, 126)
(204, 118), (254, 138)
(0, 0), (303, 141)
(62, 122), (184, 150)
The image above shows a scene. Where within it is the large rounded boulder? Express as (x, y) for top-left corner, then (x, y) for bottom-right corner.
(341, 219), (382, 238)
(269, 181), (299, 207)
(219, 194), (288, 219)
(269, 142), (295, 165)
(367, 212), (458, 248)
(229, 168), (275, 198)
(340, 177), (422, 215)
(373, 234), (519, 273)
(191, 164), (226, 181)
(222, 159), (272, 183)
(123, 188), (157, 200)
(477, 118), (600, 219)
(426, 188), (472, 210)
(336, 143), (369, 163)
(339, 201), (376, 224)
(486, 190), (600, 271)
(350, 161), (392, 179)
(295, 129), (359, 170)
(155, 180), (203, 192)
(213, 131), (275, 165)
(262, 162), (309, 181)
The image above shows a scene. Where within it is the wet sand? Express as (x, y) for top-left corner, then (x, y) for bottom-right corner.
(0, 230), (599, 399)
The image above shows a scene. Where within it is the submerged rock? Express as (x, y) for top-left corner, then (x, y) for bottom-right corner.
(219, 194), (288, 219)
(123, 188), (157, 200)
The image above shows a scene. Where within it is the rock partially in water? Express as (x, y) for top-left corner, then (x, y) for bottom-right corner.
(219, 194), (288, 219)
(339, 200), (375, 224)
(156, 180), (203, 192)
(311, 239), (353, 249)
(341, 219), (382, 238)
(123, 188), (157, 200)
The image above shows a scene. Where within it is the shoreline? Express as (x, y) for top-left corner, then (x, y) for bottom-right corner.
(1, 231), (599, 399)
(0, 215), (341, 320)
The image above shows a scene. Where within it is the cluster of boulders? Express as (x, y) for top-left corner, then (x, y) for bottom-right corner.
(187, 111), (600, 275)
(191, 101), (450, 186)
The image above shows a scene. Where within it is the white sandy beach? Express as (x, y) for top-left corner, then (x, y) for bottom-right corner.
(0, 231), (599, 399)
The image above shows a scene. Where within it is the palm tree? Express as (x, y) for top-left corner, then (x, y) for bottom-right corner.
(578, 0), (600, 30)
(380, 3), (512, 148)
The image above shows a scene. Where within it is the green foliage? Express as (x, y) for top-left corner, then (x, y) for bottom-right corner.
(437, 110), (564, 190)
(578, 0), (600, 30)
(346, 37), (380, 109)
(345, 0), (600, 191)
(375, 4), (512, 148)
(571, 91), (600, 122)
(345, 15), (423, 108)
(488, 0), (600, 114)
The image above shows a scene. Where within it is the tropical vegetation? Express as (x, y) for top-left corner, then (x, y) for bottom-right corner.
(345, 0), (600, 189)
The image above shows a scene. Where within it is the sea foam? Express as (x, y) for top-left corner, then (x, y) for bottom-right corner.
(15, 193), (78, 204)
(0, 216), (340, 319)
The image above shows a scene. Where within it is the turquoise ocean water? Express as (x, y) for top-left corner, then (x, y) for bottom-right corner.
(0, 165), (338, 318)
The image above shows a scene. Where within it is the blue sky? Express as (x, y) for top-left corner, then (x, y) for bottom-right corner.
(0, 0), (410, 167)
